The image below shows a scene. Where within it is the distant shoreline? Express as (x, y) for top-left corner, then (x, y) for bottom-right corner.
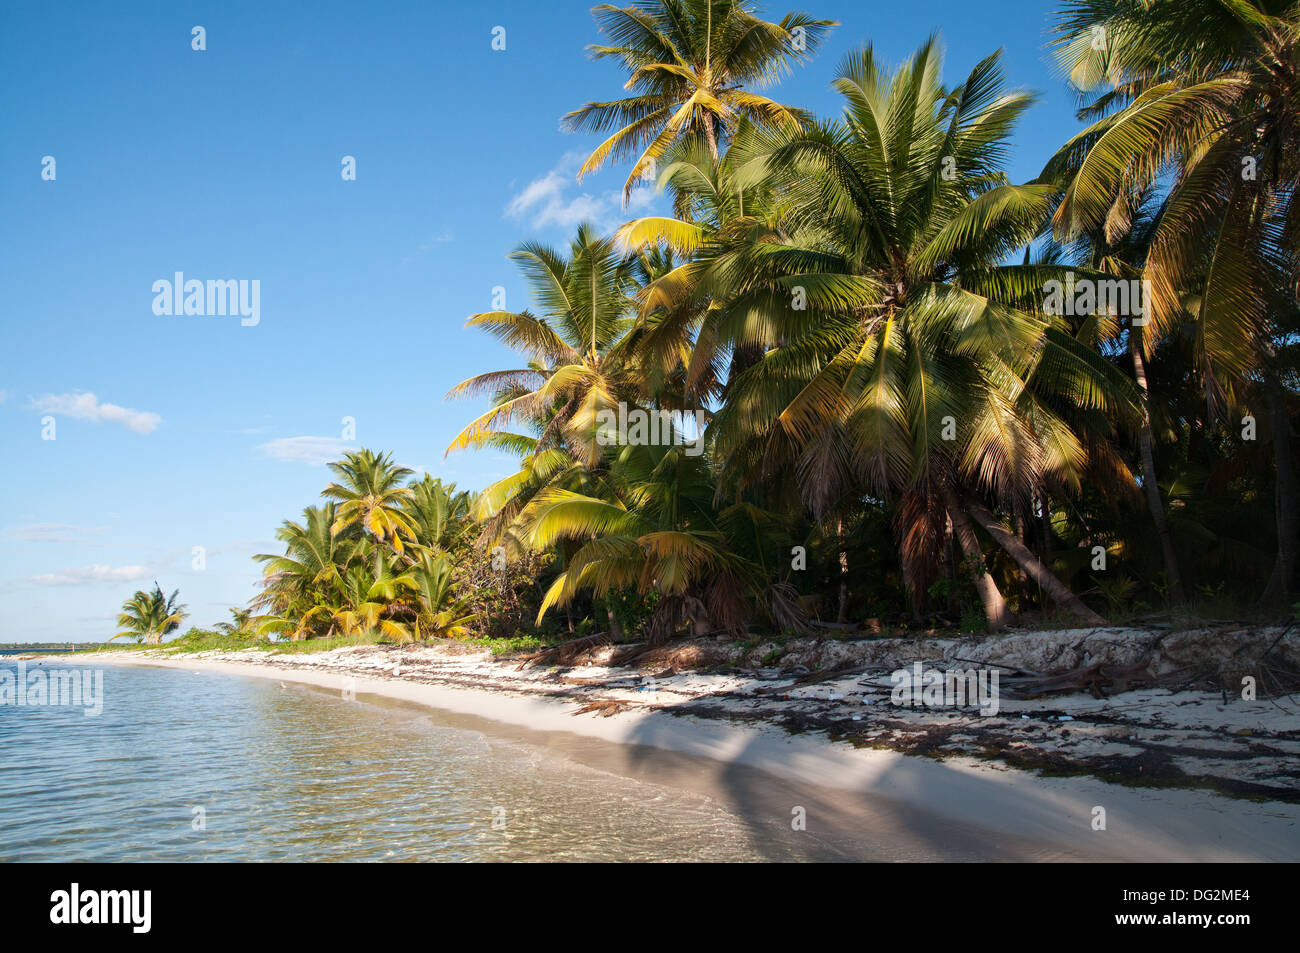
(43, 637), (1300, 863)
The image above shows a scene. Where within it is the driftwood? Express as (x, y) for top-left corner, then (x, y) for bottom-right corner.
(752, 662), (871, 695)
(948, 655), (1045, 678)
(514, 632), (612, 670)
(1001, 660), (1158, 699)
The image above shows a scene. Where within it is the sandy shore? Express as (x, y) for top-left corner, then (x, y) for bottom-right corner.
(48, 634), (1300, 862)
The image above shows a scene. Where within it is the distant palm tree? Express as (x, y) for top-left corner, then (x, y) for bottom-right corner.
(321, 449), (418, 553)
(563, 0), (835, 200)
(112, 583), (187, 644)
(213, 606), (256, 634)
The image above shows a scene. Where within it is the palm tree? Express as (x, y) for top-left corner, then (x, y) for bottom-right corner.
(253, 504), (351, 640)
(674, 38), (1126, 626)
(445, 225), (645, 470)
(524, 440), (794, 641)
(214, 606), (257, 635)
(1045, 0), (1300, 603)
(321, 449), (418, 554)
(112, 583), (187, 644)
(563, 0), (835, 200)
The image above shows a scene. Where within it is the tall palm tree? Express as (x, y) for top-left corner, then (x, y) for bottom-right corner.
(112, 583), (187, 644)
(563, 0), (835, 200)
(677, 38), (1126, 626)
(1045, 0), (1300, 602)
(321, 449), (418, 554)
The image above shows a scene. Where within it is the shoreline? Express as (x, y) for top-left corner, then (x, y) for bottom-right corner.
(46, 639), (1300, 862)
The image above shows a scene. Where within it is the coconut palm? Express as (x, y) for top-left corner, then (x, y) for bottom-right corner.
(523, 440), (793, 641)
(1046, 0), (1300, 602)
(563, 0), (835, 200)
(321, 449), (418, 554)
(213, 606), (257, 635)
(684, 38), (1129, 626)
(112, 583), (187, 644)
(445, 225), (645, 470)
(402, 475), (474, 554)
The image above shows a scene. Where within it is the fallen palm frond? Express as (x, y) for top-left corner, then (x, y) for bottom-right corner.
(572, 698), (637, 717)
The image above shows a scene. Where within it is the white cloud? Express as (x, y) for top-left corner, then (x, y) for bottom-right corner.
(505, 152), (659, 232)
(258, 436), (356, 465)
(29, 564), (152, 586)
(29, 391), (161, 434)
(5, 522), (109, 543)
(505, 168), (570, 219)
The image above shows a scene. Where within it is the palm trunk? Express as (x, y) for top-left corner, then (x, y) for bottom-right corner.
(1262, 379), (1298, 607)
(835, 518), (849, 624)
(940, 486), (1012, 631)
(606, 604), (624, 642)
(703, 112), (719, 160)
(964, 499), (1105, 625)
(1130, 334), (1185, 603)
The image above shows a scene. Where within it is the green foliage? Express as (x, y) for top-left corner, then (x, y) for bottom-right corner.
(179, 5), (1300, 647)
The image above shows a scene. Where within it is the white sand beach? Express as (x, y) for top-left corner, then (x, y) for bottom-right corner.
(51, 629), (1300, 862)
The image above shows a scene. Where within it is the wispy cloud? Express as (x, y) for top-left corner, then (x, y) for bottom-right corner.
(401, 231), (455, 264)
(0, 389), (8, 404)
(505, 152), (658, 232)
(28, 564), (152, 586)
(29, 391), (161, 434)
(4, 522), (110, 544)
(258, 436), (356, 465)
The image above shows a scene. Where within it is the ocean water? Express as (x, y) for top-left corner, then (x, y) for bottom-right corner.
(0, 655), (814, 862)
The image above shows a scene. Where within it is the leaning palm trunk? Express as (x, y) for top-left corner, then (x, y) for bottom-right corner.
(1130, 335), (1185, 603)
(940, 486), (1012, 631)
(963, 499), (1105, 625)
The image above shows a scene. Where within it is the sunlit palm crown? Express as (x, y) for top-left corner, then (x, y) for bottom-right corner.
(563, 0), (835, 200)
(445, 225), (646, 470)
(321, 449), (419, 552)
(114, 583), (187, 643)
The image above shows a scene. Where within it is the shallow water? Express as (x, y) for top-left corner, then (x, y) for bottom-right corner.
(0, 657), (824, 861)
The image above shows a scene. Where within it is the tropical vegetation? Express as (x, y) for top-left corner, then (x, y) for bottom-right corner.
(131, 0), (1300, 646)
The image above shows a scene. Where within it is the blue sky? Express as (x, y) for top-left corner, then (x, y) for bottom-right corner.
(0, 0), (1082, 641)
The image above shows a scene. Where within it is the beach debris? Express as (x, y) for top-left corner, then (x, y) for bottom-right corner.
(573, 698), (635, 717)
(516, 632), (613, 670)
